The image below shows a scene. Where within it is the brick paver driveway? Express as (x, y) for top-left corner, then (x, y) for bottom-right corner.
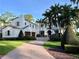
(2, 43), (55, 59)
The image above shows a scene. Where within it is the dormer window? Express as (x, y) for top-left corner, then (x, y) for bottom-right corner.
(17, 22), (19, 26)
(32, 25), (34, 28)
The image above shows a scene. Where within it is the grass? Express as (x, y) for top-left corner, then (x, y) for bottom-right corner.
(44, 41), (79, 58)
(65, 44), (79, 58)
(43, 41), (61, 48)
(0, 40), (25, 55)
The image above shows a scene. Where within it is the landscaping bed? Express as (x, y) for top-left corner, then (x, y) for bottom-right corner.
(44, 41), (79, 59)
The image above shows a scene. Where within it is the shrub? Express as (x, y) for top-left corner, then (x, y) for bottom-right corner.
(23, 36), (36, 40)
(40, 31), (44, 37)
(0, 36), (36, 40)
(18, 30), (24, 38)
(0, 38), (20, 41)
(62, 25), (79, 45)
(36, 34), (47, 37)
(76, 32), (79, 36)
(65, 45), (79, 53)
(36, 34), (41, 37)
(50, 33), (62, 41)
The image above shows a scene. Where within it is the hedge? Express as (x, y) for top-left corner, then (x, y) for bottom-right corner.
(0, 36), (36, 40)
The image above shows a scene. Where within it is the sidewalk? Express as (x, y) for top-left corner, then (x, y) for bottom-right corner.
(29, 40), (47, 45)
(2, 43), (55, 59)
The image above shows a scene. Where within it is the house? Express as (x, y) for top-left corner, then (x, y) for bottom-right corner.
(35, 22), (56, 36)
(1, 15), (40, 38)
(0, 15), (59, 38)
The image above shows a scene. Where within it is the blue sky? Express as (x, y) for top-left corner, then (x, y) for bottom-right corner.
(0, 0), (70, 19)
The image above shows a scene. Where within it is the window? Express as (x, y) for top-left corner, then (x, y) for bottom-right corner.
(17, 22), (19, 26)
(30, 24), (31, 27)
(32, 25), (34, 28)
(25, 22), (26, 25)
(7, 30), (10, 36)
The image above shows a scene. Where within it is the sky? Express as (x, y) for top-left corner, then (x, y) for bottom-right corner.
(0, 0), (71, 19)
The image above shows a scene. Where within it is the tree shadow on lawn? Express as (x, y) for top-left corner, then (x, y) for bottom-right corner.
(47, 45), (79, 58)
(65, 46), (79, 54)
(45, 44), (64, 52)
(45, 44), (79, 54)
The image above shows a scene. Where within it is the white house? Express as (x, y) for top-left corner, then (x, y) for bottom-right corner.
(1, 15), (40, 38)
(0, 15), (59, 38)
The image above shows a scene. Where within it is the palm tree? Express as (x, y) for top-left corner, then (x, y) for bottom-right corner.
(43, 9), (52, 29)
(50, 4), (63, 33)
(50, 4), (60, 26)
(70, 0), (79, 8)
(60, 4), (78, 50)
(43, 4), (65, 39)
(43, 9), (52, 39)
(49, 4), (64, 40)
(42, 3), (78, 50)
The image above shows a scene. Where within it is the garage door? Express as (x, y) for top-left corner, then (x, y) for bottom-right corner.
(25, 32), (30, 36)
(32, 32), (35, 37)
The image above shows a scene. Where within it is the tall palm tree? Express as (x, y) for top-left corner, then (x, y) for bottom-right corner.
(50, 4), (61, 26)
(43, 4), (65, 39)
(43, 10), (52, 29)
(60, 4), (78, 49)
(51, 4), (63, 30)
(43, 9), (53, 40)
(49, 4), (64, 40)
(70, 0), (79, 8)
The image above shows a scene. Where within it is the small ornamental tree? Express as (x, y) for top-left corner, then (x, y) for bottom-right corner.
(18, 30), (24, 38)
(63, 25), (79, 45)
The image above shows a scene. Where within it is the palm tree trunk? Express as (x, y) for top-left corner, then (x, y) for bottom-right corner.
(49, 17), (51, 29)
(61, 41), (65, 50)
(77, 3), (78, 8)
(48, 17), (52, 40)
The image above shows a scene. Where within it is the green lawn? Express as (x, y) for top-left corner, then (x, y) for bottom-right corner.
(65, 44), (79, 58)
(44, 41), (79, 58)
(44, 41), (61, 48)
(0, 40), (24, 55)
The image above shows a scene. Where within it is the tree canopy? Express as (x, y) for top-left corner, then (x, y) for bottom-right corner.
(24, 14), (33, 22)
(0, 12), (16, 22)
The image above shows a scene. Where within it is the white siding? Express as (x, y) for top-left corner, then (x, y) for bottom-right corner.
(2, 27), (20, 38)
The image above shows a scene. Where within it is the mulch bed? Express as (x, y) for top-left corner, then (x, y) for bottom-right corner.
(46, 48), (79, 59)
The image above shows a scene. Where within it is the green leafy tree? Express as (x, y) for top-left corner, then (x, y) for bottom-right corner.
(0, 12), (16, 26)
(0, 12), (15, 22)
(24, 14), (33, 22)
